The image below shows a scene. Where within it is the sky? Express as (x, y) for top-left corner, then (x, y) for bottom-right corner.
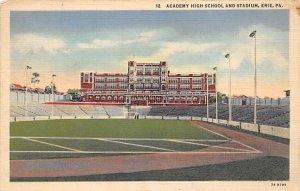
(10, 10), (289, 97)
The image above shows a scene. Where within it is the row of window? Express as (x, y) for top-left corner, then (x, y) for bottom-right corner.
(136, 78), (160, 83)
(168, 96), (199, 101)
(135, 84), (160, 89)
(94, 95), (124, 101)
(91, 95), (202, 102)
(95, 85), (128, 89)
(87, 91), (207, 97)
(168, 91), (204, 95)
(168, 79), (207, 83)
(168, 85), (202, 90)
(95, 78), (128, 83)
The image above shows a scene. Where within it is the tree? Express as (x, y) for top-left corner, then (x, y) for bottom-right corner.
(209, 92), (228, 103)
(44, 86), (51, 94)
(67, 89), (80, 94)
(44, 85), (57, 94)
(31, 72), (40, 88)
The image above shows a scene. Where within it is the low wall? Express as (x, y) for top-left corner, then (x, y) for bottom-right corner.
(260, 124), (289, 139)
(241, 122), (258, 132)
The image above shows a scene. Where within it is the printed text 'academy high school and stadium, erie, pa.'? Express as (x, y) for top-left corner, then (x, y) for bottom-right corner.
(162, 3), (284, 9)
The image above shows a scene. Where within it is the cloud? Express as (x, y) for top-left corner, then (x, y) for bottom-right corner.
(11, 33), (66, 55)
(223, 24), (288, 70)
(127, 24), (288, 72)
(77, 31), (155, 49)
(124, 41), (222, 63)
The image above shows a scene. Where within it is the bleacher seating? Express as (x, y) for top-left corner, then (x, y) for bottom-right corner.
(147, 105), (290, 128)
(10, 103), (290, 128)
(79, 105), (108, 117)
(103, 106), (124, 117)
(54, 105), (88, 116)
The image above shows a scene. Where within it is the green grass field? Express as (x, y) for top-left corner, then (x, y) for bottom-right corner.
(10, 119), (229, 160)
(10, 119), (225, 139)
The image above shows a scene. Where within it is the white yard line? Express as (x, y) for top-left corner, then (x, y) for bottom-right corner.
(10, 150), (261, 154)
(10, 151), (80, 153)
(11, 137), (261, 154)
(169, 139), (254, 152)
(10, 136), (228, 142)
(190, 123), (231, 140)
(97, 138), (176, 152)
(231, 139), (262, 153)
(21, 137), (83, 153)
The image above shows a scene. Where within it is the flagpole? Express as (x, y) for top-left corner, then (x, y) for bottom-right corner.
(206, 73), (209, 119)
(213, 67), (218, 120)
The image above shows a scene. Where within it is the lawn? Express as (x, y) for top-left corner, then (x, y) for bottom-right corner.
(10, 119), (226, 139)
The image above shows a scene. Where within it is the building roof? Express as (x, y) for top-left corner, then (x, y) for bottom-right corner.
(94, 73), (127, 77)
(11, 83), (23, 88)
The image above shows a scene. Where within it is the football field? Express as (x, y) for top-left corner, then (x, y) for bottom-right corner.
(10, 119), (257, 160)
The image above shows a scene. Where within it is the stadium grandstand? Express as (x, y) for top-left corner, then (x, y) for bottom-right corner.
(10, 102), (290, 128)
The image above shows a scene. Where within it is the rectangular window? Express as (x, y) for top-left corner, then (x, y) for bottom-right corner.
(192, 85), (201, 90)
(136, 84), (143, 89)
(153, 68), (160, 74)
(153, 78), (159, 83)
(153, 84), (159, 89)
(192, 78), (201, 83)
(84, 74), (89, 83)
(180, 85), (190, 89)
(145, 84), (152, 89)
(137, 69), (143, 75)
(180, 78), (189, 83)
(207, 76), (214, 85)
(119, 78), (127, 83)
(137, 78), (143, 83)
(145, 69), (151, 74)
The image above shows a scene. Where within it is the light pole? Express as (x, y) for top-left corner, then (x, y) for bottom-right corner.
(225, 53), (232, 121)
(51, 74), (56, 116)
(213, 66), (218, 120)
(51, 74), (56, 102)
(206, 73), (209, 119)
(25, 65), (32, 116)
(249, 30), (257, 124)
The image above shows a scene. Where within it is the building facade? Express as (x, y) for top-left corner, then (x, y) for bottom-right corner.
(80, 61), (216, 106)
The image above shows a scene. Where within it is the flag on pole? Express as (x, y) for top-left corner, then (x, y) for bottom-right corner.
(26, 65), (32, 69)
(249, 30), (256, 37)
(225, 53), (230, 58)
(213, 66), (218, 71)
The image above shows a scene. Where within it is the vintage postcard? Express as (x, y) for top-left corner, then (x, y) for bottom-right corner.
(0, 0), (299, 190)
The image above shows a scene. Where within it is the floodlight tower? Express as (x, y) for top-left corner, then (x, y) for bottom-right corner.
(25, 65), (32, 116)
(249, 30), (257, 124)
(225, 53), (232, 121)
